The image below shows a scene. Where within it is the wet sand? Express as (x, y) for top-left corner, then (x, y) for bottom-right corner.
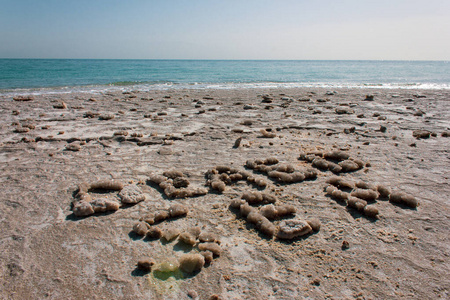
(0, 87), (449, 299)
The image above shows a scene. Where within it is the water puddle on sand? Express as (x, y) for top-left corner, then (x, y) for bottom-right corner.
(146, 259), (184, 297)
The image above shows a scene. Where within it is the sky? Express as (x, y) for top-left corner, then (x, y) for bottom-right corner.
(0, 0), (449, 60)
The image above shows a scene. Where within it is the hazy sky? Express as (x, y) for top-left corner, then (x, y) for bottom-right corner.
(0, 0), (449, 60)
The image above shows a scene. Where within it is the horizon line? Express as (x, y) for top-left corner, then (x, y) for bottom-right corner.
(1, 58), (449, 62)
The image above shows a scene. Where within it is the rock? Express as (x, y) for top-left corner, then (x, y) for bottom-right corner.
(377, 185), (391, 198)
(233, 137), (242, 148)
(364, 95), (374, 101)
(338, 160), (361, 172)
(355, 181), (375, 190)
(260, 204), (296, 220)
(351, 189), (378, 202)
(162, 228), (180, 242)
(325, 185), (349, 201)
(342, 240), (350, 250)
(200, 251), (214, 264)
(312, 158), (329, 170)
(187, 290), (199, 299)
(84, 111), (99, 118)
(306, 218), (321, 232)
(412, 130), (431, 139)
(72, 201), (94, 217)
(344, 127), (356, 134)
(198, 232), (218, 243)
(90, 198), (120, 213)
(13, 95), (34, 101)
(326, 176), (355, 190)
(65, 143), (81, 151)
(260, 129), (276, 138)
(163, 170), (184, 179)
(179, 232), (197, 246)
(168, 203), (188, 218)
(347, 196), (367, 211)
(211, 180), (226, 193)
(277, 220), (312, 239)
(53, 102), (67, 109)
(364, 205), (379, 218)
(113, 130), (129, 136)
(119, 184), (145, 204)
(335, 108), (354, 115)
(389, 192), (418, 208)
(146, 226), (163, 239)
(133, 222), (149, 236)
(239, 203), (256, 217)
(90, 180), (124, 191)
(198, 243), (222, 257)
(324, 151), (350, 161)
(173, 177), (190, 188)
(242, 191), (276, 205)
(137, 258), (155, 272)
(14, 127), (29, 133)
(179, 254), (205, 274)
(158, 147), (174, 155)
(99, 114), (115, 120)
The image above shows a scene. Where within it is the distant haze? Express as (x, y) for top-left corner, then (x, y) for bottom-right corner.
(0, 0), (449, 60)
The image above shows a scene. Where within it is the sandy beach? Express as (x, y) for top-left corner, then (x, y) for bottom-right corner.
(0, 87), (449, 299)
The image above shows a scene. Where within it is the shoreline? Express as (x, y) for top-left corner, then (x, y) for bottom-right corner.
(1, 86), (449, 299)
(2, 81), (450, 98)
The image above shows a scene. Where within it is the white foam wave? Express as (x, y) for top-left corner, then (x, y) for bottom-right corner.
(1, 81), (449, 97)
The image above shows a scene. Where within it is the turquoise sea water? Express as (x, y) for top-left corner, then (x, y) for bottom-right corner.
(0, 59), (449, 95)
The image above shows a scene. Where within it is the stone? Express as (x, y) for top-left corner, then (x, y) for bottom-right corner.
(277, 220), (312, 239)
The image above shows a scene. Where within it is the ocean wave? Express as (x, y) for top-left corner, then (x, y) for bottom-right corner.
(1, 81), (449, 97)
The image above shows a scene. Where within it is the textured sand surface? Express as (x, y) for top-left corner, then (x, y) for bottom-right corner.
(0, 87), (449, 299)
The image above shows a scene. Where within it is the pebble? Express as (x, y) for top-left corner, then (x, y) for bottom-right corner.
(306, 218), (321, 232)
(342, 240), (350, 250)
(118, 184), (145, 204)
(132, 222), (149, 236)
(146, 226), (163, 239)
(162, 228), (181, 242)
(137, 259), (155, 272)
(277, 219), (312, 239)
(389, 192), (418, 208)
(65, 143), (81, 151)
(179, 254), (205, 273)
(413, 130), (431, 139)
(198, 243), (222, 257)
(364, 205), (379, 218)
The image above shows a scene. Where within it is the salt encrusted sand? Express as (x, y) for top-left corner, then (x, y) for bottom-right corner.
(0, 87), (449, 299)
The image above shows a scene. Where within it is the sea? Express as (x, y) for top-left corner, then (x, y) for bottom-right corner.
(1, 59), (449, 96)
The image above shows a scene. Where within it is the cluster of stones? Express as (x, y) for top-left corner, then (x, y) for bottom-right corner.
(203, 158), (322, 240)
(245, 157), (318, 183)
(229, 191), (321, 240)
(148, 170), (208, 199)
(206, 165), (268, 193)
(72, 180), (145, 217)
(325, 176), (418, 218)
(132, 203), (222, 274)
(299, 150), (366, 174)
